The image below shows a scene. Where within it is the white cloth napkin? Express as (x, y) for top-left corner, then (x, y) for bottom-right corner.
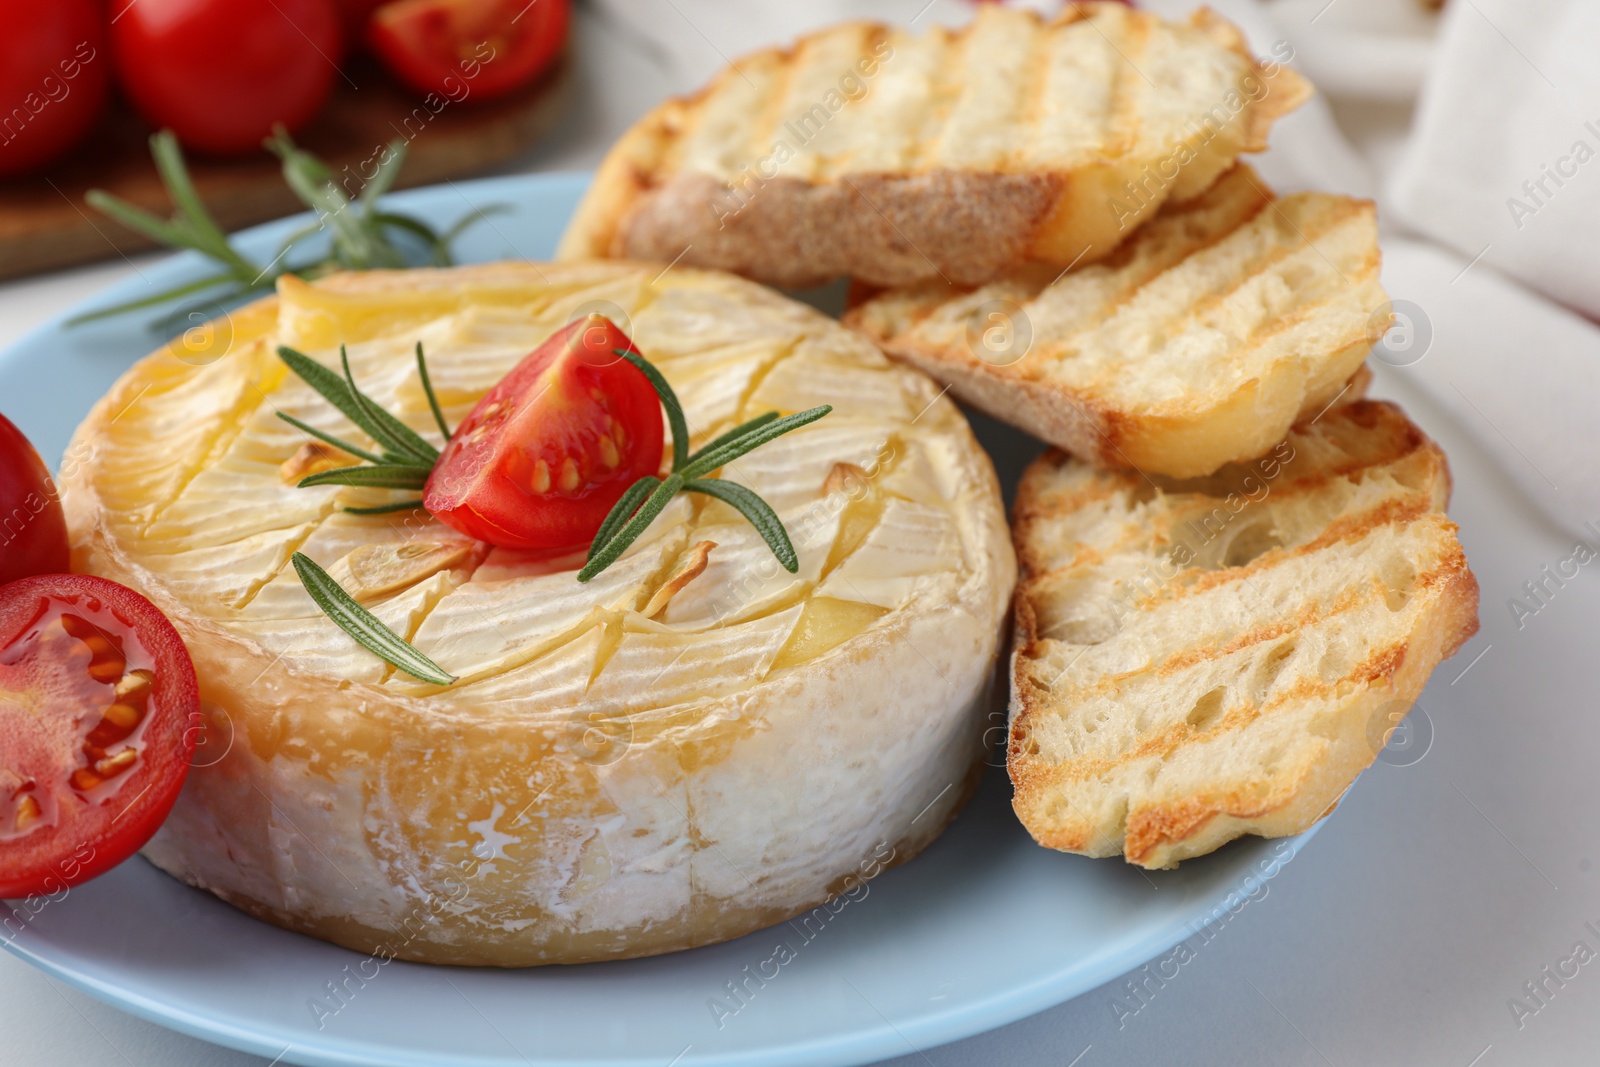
(593, 0), (1599, 533)
(1382, 0), (1600, 531)
(1390, 0), (1600, 323)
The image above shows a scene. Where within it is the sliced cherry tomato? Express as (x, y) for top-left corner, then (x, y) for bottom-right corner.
(368, 0), (569, 103)
(111, 0), (342, 156)
(424, 316), (665, 552)
(0, 574), (199, 898)
(0, 0), (110, 177)
(0, 415), (69, 586)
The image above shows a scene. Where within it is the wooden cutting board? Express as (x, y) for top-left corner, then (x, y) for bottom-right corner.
(0, 54), (571, 282)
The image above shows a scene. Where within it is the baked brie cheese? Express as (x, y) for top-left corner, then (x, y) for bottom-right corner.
(59, 262), (1015, 965)
(558, 3), (1310, 288)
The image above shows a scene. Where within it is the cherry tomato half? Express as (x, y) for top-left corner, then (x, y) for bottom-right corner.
(0, 574), (199, 899)
(424, 316), (665, 552)
(0, 0), (110, 177)
(369, 0), (569, 103)
(0, 415), (69, 586)
(111, 0), (342, 156)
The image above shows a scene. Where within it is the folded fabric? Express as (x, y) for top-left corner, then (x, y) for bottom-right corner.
(1377, 236), (1600, 539)
(1389, 0), (1600, 323)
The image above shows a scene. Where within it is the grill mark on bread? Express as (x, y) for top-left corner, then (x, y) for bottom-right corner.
(1063, 196), (1372, 384)
(846, 166), (1382, 477)
(1012, 412), (1439, 584)
(1016, 494), (1443, 635)
(561, 5), (1308, 288)
(1006, 401), (1479, 867)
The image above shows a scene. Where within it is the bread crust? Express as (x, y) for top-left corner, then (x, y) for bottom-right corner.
(1006, 401), (1479, 868)
(557, 5), (1311, 288)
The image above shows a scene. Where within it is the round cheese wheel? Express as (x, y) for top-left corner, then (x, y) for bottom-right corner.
(60, 262), (1014, 965)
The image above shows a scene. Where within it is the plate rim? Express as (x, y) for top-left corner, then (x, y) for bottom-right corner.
(0, 168), (1323, 1067)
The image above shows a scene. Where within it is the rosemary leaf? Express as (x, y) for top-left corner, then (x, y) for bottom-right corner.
(82, 189), (192, 250)
(437, 204), (510, 249)
(275, 412), (385, 465)
(616, 349), (689, 472)
(361, 139), (409, 207)
(276, 346), (437, 465)
(149, 131), (258, 275)
(415, 343), (452, 442)
(685, 478), (798, 572)
(686, 412), (779, 467)
(66, 272), (243, 326)
(339, 345), (439, 463)
(587, 476), (661, 563)
(373, 211), (443, 245)
(297, 464), (431, 490)
(278, 346), (394, 447)
(291, 552), (454, 685)
(578, 473), (685, 582)
(682, 406), (832, 479)
(343, 499), (427, 516)
(578, 348), (831, 581)
(77, 129), (492, 328)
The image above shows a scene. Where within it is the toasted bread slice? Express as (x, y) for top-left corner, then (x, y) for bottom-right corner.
(557, 4), (1310, 288)
(845, 166), (1386, 478)
(1008, 401), (1479, 869)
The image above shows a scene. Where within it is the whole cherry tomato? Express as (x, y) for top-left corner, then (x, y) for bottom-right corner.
(424, 316), (665, 551)
(369, 0), (569, 103)
(111, 0), (343, 155)
(334, 0), (391, 41)
(0, 414), (70, 585)
(0, 0), (110, 177)
(0, 574), (200, 898)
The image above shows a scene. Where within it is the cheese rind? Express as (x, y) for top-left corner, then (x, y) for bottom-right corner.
(61, 261), (1015, 965)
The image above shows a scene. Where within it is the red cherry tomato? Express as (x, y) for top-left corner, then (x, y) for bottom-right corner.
(111, 0), (342, 156)
(0, 415), (70, 586)
(368, 0), (569, 103)
(424, 316), (665, 551)
(0, 574), (200, 898)
(0, 0), (110, 177)
(334, 0), (390, 41)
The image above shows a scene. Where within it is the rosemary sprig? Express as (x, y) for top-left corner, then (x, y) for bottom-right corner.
(272, 335), (828, 680)
(69, 128), (500, 329)
(275, 346), (456, 681)
(274, 343), (447, 496)
(291, 552), (454, 685)
(579, 348), (831, 582)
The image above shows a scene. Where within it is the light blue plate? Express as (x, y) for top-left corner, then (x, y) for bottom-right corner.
(0, 173), (1319, 1067)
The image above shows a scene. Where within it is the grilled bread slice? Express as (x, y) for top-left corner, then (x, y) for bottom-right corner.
(845, 165), (1387, 478)
(1008, 401), (1479, 869)
(557, 4), (1310, 288)
(60, 261), (1015, 965)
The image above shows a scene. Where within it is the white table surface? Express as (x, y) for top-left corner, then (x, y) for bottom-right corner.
(4, 4), (1598, 1066)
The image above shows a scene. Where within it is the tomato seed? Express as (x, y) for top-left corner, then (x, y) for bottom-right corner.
(14, 794), (41, 832)
(70, 768), (102, 791)
(531, 458), (551, 494)
(114, 669), (154, 700)
(558, 457), (580, 492)
(87, 658), (127, 684)
(94, 749), (138, 778)
(102, 703), (142, 732)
